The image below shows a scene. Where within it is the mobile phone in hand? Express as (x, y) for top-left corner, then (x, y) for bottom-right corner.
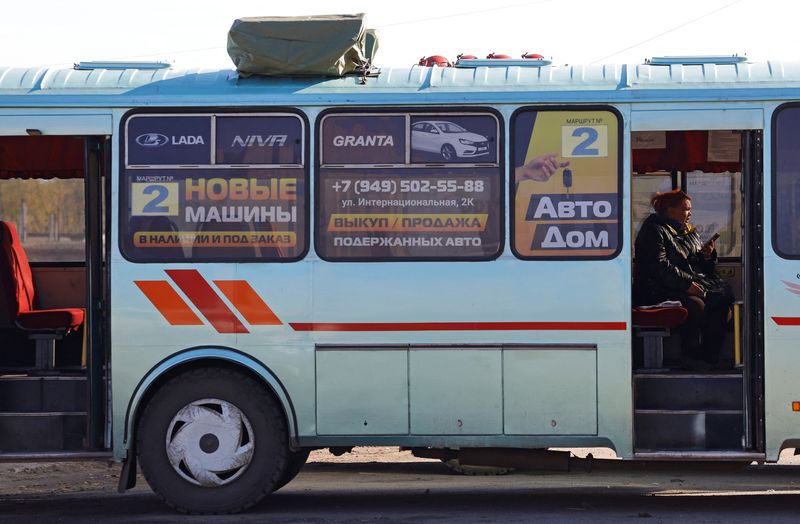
(705, 232), (720, 246)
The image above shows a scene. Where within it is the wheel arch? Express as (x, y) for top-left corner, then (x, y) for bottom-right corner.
(122, 347), (298, 457)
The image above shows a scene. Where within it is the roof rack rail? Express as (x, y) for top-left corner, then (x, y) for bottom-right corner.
(645, 55), (747, 66)
(73, 61), (171, 71)
(455, 58), (552, 68)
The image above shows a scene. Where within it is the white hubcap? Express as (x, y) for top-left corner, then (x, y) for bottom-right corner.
(165, 398), (255, 486)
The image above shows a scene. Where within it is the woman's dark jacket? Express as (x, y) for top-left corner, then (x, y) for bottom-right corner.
(633, 213), (718, 306)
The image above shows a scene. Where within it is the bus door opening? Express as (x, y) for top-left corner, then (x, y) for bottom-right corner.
(630, 129), (762, 454)
(0, 134), (109, 454)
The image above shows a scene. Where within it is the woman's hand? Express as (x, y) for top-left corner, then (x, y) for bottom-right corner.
(700, 238), (715, 260)
(687, 281), (706, 297)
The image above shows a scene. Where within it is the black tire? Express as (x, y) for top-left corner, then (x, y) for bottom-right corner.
(273, 448), (310, 491)
(441, 143), (457, 161)
(136, 368), (289, 514)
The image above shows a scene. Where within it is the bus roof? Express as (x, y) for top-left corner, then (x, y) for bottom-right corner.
(2, 61), (800, 106)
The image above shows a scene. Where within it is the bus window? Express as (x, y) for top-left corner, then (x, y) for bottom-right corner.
(0, 137), (86, 262)
(686, 170), (742, 258)
(773, 105), (800, 258)
(315, 111), (503, 261)
(632, 172), (673, 237)
(119, 111), (308, 263)
(631, 130), (743, 257)
(512, 108), (622, 260)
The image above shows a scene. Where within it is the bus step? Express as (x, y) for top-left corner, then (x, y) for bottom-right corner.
(634, 409), (744, 451)
(0, 375), (86, 413)
(0, 412), (86, 451)
(634, 373), (742, 411)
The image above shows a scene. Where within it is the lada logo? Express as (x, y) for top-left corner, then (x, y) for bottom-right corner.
(135, 133), (169, 147)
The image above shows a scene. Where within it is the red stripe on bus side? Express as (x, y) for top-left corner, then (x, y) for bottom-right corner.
(165, 269), (249, 334)
(772, 317), (800, 326)
(134, 281), (204, 326)
(289, 321), (627, 332)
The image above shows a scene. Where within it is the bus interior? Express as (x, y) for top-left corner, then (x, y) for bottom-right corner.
(630, 129), (763, 456)
(0, 134), (108, 455)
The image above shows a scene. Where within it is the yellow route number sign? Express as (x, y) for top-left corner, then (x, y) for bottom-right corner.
(561, 125), (608, 158)
(131, 182), (180, 216)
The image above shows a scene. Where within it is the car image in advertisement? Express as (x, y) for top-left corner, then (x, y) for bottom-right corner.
(410, 116), (497, 164)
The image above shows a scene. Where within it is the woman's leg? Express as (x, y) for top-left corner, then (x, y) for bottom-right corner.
(679, 294), (706, 360)
(699, 287), (736, 364)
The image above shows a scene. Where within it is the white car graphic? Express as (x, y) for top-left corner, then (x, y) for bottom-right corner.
(411, 120), (490, 160)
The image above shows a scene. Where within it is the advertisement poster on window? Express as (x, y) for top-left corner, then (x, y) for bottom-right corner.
(122, 113), (306, 262)
(318, 113), (502, 260)
(513, 109), (621, 259)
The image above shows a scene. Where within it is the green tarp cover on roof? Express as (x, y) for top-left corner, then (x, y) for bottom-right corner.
(227, 13), (373, 77)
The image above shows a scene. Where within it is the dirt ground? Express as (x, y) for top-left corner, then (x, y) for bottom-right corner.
(1, 446), (799, 497)
(0, 447), (424, 496)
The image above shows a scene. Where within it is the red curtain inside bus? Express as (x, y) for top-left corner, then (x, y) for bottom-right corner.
(632, 130), (741, 173)
(0, 136), (84, 179)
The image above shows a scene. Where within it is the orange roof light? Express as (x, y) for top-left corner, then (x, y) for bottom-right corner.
(793, 401), (800, 412)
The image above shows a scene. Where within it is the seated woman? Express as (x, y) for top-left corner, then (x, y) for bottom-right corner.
(633, 190), (734, 370)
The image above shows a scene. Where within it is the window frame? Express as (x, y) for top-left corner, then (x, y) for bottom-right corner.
(771, 102), (800, 260)
(510, 105), (624, 262)
(118, 107), (310, 264)
(314, 106), (505, 263)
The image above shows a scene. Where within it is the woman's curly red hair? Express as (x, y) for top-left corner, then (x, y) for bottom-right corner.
(651, 189), (691, 215)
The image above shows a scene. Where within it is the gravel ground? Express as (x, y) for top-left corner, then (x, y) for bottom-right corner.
(0, 446), (798, 497)
(0, 447), (436, 496)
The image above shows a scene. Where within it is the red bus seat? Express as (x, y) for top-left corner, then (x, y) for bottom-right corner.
(632, 307), (687, 329)
(0, 221), (84, 369)
(632, 306), (688, 371)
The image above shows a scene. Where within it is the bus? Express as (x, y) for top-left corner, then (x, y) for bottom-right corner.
(1, 54), (799, 513)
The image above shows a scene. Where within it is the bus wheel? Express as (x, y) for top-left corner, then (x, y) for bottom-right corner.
(441, 144), (457, 161)
(136, 368), (288, 514)
(273, 448), (311, 491)
(443, 458), (514, 476)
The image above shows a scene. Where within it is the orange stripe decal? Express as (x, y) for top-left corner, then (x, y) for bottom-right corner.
(214, 280), (282, 325)
(135, 281), (203, 325)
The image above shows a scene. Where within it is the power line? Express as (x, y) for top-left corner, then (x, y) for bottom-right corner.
(589, 0), (744, 64)
(112, 1), (561, 61)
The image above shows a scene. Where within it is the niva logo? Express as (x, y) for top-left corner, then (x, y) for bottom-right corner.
(231, 134), (288, 148)
(135, 133), (169, 147)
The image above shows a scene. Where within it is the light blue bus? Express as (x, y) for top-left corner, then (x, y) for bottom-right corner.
(1, 55), (800, 513)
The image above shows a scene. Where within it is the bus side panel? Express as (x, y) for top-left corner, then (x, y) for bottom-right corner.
(763, 111), (800, 461)
(309, 258), (632, 453)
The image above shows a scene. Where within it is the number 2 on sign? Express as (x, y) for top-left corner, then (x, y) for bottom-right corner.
(131, 182), (179, 216)
(561, 125), (608, 158)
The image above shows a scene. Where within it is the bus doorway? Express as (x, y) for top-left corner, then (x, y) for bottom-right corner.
(0, 132), (109, 456)
(630, 127), (763, 457)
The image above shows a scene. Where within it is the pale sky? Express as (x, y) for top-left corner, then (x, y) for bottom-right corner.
(0, 0), (795, 70)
